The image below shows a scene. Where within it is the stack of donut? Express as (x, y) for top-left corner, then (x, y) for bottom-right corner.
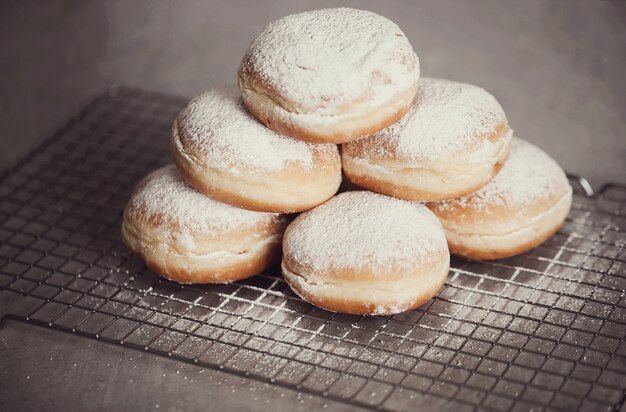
(122, 8), (572, 316)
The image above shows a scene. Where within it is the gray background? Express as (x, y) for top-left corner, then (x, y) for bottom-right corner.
(0, 1), (625, 411)
(1, 0), (625, 188)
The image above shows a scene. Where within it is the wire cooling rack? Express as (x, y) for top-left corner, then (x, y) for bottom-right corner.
(0, 87), (624, 412)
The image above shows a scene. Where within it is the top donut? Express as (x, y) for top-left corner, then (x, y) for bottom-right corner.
(238, 8), (420, 144)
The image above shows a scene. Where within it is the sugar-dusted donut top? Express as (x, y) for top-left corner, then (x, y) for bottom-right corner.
(344, 78), (509, 163)
(434, 138), (570, 213)
(240, 8), (419, 115)
(175, 86), (338, 173)
(127, 165), (282, 235)
(284, 191), (447, 275)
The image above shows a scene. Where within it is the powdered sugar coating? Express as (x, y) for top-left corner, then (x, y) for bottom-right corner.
(127, 165), (282, 235)
(240, 8), (419, 115)
(435, 138), (569, 212)
(284, 191), (447, 274)
(176, 86), (337, 172)
(344, 78), (508, 163)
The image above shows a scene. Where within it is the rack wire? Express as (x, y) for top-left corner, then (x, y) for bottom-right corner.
(1, 87), (624, 411)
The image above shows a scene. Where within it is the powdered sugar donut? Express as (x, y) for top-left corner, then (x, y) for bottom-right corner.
(172, 86), (341, 213)
(429, 138), (572, 260)
(239, 8), (420, 144)
(342, 78), (512, 201)
(122, 165), (289, 284)
(282, 191), (449, 315)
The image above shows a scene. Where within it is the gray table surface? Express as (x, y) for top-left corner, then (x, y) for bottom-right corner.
(1, 1), (625, 411)
(0, 315), (354, 412)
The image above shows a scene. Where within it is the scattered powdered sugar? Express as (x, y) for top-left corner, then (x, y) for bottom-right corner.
(371, 301), (414, 316)
(240, 8), (419, 114)
(177, 86), (335, 171)
(128, 165), (281, 234)
(284, 191), (447, 274)
(346, 78), (507, 162)
(436, 138), (569, 211)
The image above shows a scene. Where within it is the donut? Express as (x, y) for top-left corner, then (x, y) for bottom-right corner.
(428, 138), (573, 260)
(238, 8), (420, 144)
(281, 191), (450, 315)
(171, 86), (341, 213)
(122, 165), (289, 284)
(342, 78), (513, 201)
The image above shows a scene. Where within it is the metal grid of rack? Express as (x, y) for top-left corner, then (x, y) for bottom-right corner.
(1, 88), (624, 411)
